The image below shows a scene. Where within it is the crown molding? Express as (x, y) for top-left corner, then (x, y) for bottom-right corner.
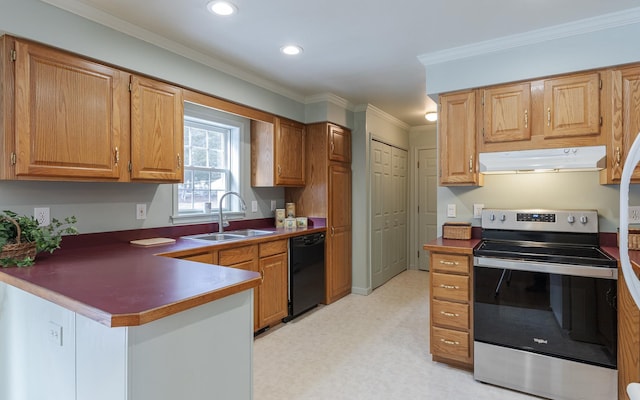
(40, 0), (306, 103)
(305, 93), (354, 110)
(418, 6), (640, 66)
(355, 104), (410, 130)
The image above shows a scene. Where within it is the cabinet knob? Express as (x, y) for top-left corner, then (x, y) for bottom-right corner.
(547, 107), (551, 127)
(524, 109), (528, 129)
(277, 165), (282, 176)
(114, 147), (119, 165)
(615, 147), (622, 167)
(177, 154), (182, 169)
(439, 260), (459, 266)
(468, 156), (473, 173)
(440, 311), (460, 317)
(440, 338), (460, 346)
(439, 284), (460, 290)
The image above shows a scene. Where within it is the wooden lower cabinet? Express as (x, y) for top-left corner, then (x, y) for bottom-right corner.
(217, 240), (288, 332)
(429, 251), (473, 368)
(619, 268), (640, 400)
(257, 240), (288, 329)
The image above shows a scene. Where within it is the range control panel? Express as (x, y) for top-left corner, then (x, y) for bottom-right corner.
(481, 209), (599, 233)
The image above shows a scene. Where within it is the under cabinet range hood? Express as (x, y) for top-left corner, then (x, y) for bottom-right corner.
(479, 145), (606, 174)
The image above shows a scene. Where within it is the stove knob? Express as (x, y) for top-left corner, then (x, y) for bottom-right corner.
(567, 215), (575, 224)
(580, 215), (588, 224)
(489, 213), (495, 221)
(500, 214), (506, 222)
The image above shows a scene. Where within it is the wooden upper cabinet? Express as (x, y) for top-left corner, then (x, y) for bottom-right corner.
(251, 117), (305, 187)
(439, 90), (480, 186)
(328, 123), (351, 162)
(482, 82), (531, 143)
(543, 72), (601, 139)
(602, 66), (640, 183)
(130, 75), (184, 182)
(12, 38), (128, 180)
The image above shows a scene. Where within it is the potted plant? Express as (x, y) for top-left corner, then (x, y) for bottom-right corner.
(0, 210), (78, 267)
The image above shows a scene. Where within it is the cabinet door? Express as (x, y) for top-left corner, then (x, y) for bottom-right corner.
(14, 39), (127, 180)
(439, 90), (479, 186)
(326, 164), (352, 303)
(130, 75), (183, 182)
(622, 67), (640, 181)
(275, 118), (305, 186)
(258, 252), (288, 328)
(543, 72), (600, 139)
(328, 124), (351, 163)
(482, 83), (531, 143)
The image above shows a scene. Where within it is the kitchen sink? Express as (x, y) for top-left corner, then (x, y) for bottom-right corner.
(182, 233), (245, 242)
(182, 229), (274, 243)
(226, 229), (274, 237)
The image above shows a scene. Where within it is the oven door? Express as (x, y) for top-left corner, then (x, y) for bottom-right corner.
(474, 257), (617, 369)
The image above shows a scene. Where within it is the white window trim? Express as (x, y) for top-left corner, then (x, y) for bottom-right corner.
(171, 102), (245, 225)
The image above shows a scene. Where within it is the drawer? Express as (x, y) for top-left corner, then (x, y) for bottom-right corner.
(259, 239), (287, 257)
(432, 299), (469, 330)
(432, 273), (469, 302)
(431, 326), (470, 361)
(432, 253), (469, 274)
(219, 244), (258, 265)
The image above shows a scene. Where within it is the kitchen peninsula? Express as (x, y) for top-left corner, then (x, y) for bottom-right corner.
(0, 225), (324, 400)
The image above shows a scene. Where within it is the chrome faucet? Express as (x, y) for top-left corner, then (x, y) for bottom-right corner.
(218, 191), (247, 233)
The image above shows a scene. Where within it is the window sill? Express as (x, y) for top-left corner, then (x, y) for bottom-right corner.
(171, 211), (246, 225)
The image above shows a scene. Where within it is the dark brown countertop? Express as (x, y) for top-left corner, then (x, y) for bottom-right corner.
(0, 221), (326, 328)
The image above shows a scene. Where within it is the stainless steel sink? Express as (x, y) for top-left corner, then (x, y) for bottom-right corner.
(182, 233), (245, 242)
(226, 229), (274, 237)
(182, 229), (274, 243)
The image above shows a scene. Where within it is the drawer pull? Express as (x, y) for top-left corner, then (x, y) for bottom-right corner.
(440, 311), (460, 317)
(440, 338), (460, 346)
(439, 260), (459, 266)
(439, 284), (460, 290)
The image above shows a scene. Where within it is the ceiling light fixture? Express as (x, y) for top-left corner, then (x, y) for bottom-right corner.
(425, 112), (438, 122)
(281, 45), (303, 56)
(207, 1), (237, 16)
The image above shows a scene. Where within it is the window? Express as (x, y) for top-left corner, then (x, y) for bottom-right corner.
(173, 103), (242, 222)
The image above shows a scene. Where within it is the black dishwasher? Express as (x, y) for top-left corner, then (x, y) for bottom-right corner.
(284, 233), (325, 322)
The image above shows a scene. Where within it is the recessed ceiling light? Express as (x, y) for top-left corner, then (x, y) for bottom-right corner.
(207, 1), (237, 16)
(281, 45), (303, 56)
(425, 112), (438, 122)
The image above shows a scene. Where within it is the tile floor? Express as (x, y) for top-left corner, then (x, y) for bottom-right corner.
(253, 270), (540, 400)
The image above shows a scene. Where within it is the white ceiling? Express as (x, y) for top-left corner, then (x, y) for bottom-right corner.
(42, 0), (640, 126)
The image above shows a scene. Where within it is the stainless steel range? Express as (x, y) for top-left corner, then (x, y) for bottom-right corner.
(473, 209), (618, 400)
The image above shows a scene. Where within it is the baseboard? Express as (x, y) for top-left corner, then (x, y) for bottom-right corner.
(351, 286), (372, 296)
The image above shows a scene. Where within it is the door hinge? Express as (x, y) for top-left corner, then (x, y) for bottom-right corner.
(599, 79), (603, 90)
(10, 152), (16, 165)
(128, 161), (132, 172)
(417, 251), (420, 258)
(10, 49), (16, 62)
(128, 82), (133, 92)
(600, 116), (603, 126)
(482, 91), (485, 106)
(417, 161), (420, 169)
(417, 205), (420, 213)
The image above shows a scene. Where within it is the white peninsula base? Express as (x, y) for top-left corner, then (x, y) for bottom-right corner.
(0, 282), (254, 400)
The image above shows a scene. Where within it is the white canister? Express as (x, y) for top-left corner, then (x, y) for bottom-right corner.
(284, 217), (297, 229)
(275, 209), (285, 228)
(286, 203), (296, 218)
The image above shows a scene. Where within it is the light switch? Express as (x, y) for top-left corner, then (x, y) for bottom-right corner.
(473, 203), (484, 219)
(447, 204), (456, 218)
(251, 201), (258, 213)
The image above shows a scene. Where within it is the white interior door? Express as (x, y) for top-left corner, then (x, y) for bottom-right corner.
(418, 148), (438, 270)
(371, 140), (391, 288)
(372, 140), (408, 289)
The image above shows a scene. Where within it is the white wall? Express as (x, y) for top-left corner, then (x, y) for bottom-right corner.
(423, 16), (640, 234)
(351, 105), (410, 295)
(0, 0), (349, 234)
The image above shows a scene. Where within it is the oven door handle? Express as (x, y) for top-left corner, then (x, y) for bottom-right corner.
(474, 256), (618, 280)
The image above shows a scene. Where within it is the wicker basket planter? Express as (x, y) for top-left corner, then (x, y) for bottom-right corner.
(0, 215), (37, 262)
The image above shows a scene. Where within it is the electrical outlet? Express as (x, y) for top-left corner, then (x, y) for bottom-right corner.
(136, 204), (147, 220)
(271, 200), (276, 212)
(34, 207), (50, 226)
(447, 204), (456, 218)
(473, 203), (484, 219)
(630, 206), (640, 223)
(251, 200), (258, 213)
(48, 321), (63, 347)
